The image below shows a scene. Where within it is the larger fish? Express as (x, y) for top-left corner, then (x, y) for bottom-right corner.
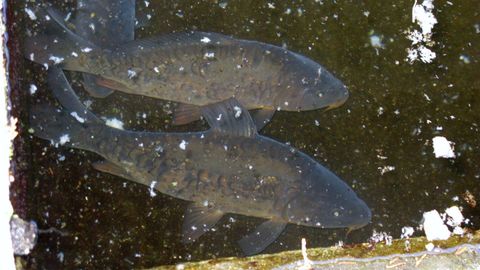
(25, 7), (349, 129)
(74, 0), (136, 98)
(31, 68), (369, 255)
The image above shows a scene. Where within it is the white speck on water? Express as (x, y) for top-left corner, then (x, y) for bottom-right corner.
(379, 165), (395, 175)
(200, 37), (211, 43)
(267, 2), (275, 9)
(363, 11), (370, 17)
(25, 8), (37, 20)
(459, 54), (471, 64)
(432, 136), (455, 158)
(406, 0), (437, 63)
(155, 145), (164, 153)
(146, 14), (152, 20)
(71, 52), (79, 57)
(216, 114), (222, 121)
(81, 47), (93, 53)
(29, 84), (38, 95)
(423, 93), (431, 101)
(70, 112), (85, 123)
(369, 34), (384, 49)
(423, 210), (451, 241)
(88, 23), (95, 32)
(49, 56), (64, 64)
(377, 106), (384, 116)
(204, 52), (215, 59)
(314, 120), (320, 126)
(154, 67), (160, 73)
(412, 0), (437, 35)
(104, 118), (124, 130)
(144, 1), (150, 7)
(203, 200), (209, 207)
(59, 134), (70, 145)
(179, 66), (185, 71)
(284, 8), (292, 15)
(64, 12), (71, 21)
(223, 145), (228, 151)
(58, 155), (65, 161)
(219, 1), (228, 9)
(233, 106), (242, 118)
(149, 181), (157, 197)
(29, 53), (35, 61)
(401, 226), (414, 239)
(179, 140), (188, 150)
(445, 206), (464, 227)
(200, 134), (205, 139)
(191, 225), (197, 231)
(127, 69), (137, 79)
(284, 101), (289, 106)
(248, 165), (253, 170)
(138, 143), (144, 147)
(425, 242), (435, 251)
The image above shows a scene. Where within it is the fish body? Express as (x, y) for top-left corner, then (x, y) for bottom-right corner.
(32, 68), (370, 255)
(74, 0), (135, 97)
(26, 8), (349, 127)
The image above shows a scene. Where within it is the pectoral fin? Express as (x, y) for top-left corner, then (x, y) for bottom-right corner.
(251, 108), (276, 130)
(92, 161), (134, 180)
(81, 74), (114, 98)
(201, 98), (257, 137)
(182, 204), (223, 243)
(172, 103), (202, 125)
(238, 220), (286, 256)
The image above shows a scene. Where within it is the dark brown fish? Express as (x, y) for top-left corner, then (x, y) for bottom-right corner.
(25, 7), (349, 129)
(31, 68), (369, 255)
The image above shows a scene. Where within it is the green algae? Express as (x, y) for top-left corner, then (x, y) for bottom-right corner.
(147, 230), (480, 270)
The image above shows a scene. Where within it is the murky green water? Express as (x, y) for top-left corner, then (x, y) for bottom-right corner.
(9, 0), (479, 268)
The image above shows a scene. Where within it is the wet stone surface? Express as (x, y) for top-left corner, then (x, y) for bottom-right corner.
(7, 0), (480, 268)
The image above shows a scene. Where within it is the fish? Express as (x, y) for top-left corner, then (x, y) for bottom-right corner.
(73, 0), (136, 98)
(25, 7), (349, 130)
(31, 67), (370, 255)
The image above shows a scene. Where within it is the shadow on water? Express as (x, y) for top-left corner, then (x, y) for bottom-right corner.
(7, 0), (480, 268)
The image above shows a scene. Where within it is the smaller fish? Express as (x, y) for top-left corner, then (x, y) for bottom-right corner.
(25, 7), (349, 129)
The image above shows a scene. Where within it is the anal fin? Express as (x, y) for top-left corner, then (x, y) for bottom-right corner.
(251, 108), (276, 130)
(172, 103), (202, 125)
(238, 220), (286, 256)
(182, 203), (223, 243)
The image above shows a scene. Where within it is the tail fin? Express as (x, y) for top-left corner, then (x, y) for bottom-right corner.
(30, 104), (94, 151)
(30, 67), (103, 151)
(24, 7), (98, 71)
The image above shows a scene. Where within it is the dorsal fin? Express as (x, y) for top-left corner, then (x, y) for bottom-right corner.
(201, 98), (257, 137)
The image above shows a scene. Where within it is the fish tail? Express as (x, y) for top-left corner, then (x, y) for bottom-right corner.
(23, 7), (98, 72)
(29, 104), (99, 152)
(30, 67), (104, 151)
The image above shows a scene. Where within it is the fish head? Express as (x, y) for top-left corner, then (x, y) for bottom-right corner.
(276, 52), (349, 111)
(284, 165), (371, 229)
